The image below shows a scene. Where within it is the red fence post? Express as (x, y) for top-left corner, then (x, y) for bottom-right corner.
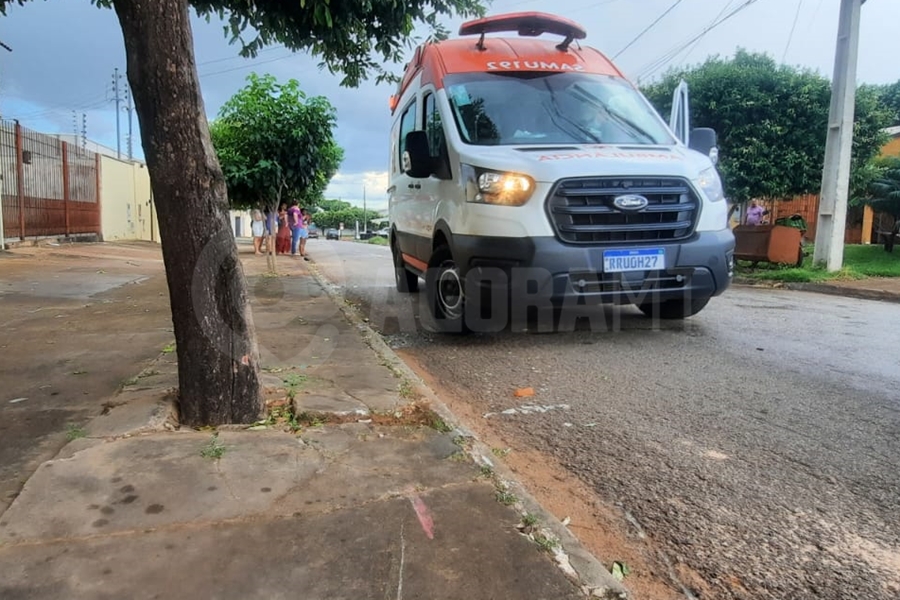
(62, 141), (71, 236)
(15, 122), (24, 239)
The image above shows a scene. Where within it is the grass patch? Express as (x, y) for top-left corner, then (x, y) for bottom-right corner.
(65, 424), (87, 441)
(367, 236), (389, 246)
(522, 513), (539, 527)
(200, 433), (226, 459)
(533, 532), (559, 553)
(427, 413), (453, 433)
(495, 490), (517, 506)
(282, 373), (308, 401)
(161, 342), (176, 354)
(398, 379), (415, 400)
(737, 244), (900, 283)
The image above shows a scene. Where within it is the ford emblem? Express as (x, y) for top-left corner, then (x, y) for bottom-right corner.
(612, 194), (649, 211)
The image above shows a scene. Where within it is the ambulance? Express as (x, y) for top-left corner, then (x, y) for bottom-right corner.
(387, 12), (735, 332)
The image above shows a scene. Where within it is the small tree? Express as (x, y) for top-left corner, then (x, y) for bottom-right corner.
(863, 156), (900, 252)
(210, 73), (343, 271)
(0, 0), (485, 427)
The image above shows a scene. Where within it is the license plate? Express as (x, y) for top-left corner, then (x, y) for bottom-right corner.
(603, 248), (665, 273)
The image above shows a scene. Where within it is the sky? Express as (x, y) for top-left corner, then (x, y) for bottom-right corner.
(1, 0), (898, 213)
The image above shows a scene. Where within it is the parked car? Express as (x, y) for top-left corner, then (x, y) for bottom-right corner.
(325, 228), (340, 240)
(375, 228), (390, 238)
(308, 225), (319, 239)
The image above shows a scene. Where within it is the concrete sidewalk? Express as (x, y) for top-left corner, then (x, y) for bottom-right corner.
(0, 245), (628, 600)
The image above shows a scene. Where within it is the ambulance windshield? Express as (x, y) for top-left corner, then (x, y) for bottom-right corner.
(444, 72), (674, 147)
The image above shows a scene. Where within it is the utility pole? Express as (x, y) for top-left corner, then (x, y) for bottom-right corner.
(111, 68), (122, 159)
(0, 39), (12, 252)
(362, 186), (367, 234)
(813, 0), (865, 271)
(124, 83), (133, 160)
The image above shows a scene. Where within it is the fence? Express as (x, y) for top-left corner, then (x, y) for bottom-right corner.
(760, 194), (870, 245)
(1, 120), (101, 241)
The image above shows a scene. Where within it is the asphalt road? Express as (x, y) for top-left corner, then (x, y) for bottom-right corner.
(306, 239), (900, 600)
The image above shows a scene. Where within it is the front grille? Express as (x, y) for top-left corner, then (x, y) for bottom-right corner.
(547, 177), (699, 244)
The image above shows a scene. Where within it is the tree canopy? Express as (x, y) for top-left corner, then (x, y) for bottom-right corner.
(640, 50), (892, 204)
(313, 199), (380, 230)
(209, 73), (343, 212)
(863, 81), (900, 127)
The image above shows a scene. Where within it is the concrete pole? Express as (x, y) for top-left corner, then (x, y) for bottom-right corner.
(113, 68), (121, 159)
(813, 0), (864, 271)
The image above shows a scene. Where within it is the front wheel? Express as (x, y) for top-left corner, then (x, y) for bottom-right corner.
(425, 245), (469, 334)
(637, 297), (710, 320)
(392, 239), (419, 293)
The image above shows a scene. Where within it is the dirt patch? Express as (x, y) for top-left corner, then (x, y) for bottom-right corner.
(260, 396), (452, 433)
(395, 349), (683, 600)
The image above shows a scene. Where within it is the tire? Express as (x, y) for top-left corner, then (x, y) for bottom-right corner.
(425, 244), (469, 334)
(392, 239), (419, 293)
(637, 297), (710, 320)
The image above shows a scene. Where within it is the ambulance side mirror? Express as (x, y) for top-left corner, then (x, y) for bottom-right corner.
(403, 131), (434, 179)
(689, 127), (718, 165)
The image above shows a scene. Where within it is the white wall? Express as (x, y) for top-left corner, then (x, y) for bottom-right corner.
(100, 155), (159, 242)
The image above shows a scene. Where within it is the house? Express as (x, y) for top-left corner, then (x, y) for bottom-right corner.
(861, 125), (900, 244)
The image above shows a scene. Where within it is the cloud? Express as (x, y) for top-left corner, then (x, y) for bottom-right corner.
(324, 171), (390, 212)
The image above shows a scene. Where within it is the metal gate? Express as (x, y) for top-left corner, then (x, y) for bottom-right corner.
(1, 120), (101, 241)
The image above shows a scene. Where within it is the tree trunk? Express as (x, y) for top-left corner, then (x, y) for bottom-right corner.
(112, 0), (263, 426)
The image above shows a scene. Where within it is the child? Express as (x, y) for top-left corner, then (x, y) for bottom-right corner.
(298, 208), (311, 259)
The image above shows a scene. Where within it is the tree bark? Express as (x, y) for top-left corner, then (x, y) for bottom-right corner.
(112, 0), (263, 426)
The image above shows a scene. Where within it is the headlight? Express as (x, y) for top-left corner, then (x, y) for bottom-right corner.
(696, 166), (725, 203)
(462, 165), (535, 206)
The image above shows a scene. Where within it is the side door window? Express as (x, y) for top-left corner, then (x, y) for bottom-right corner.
(398, 100), (417, 170)
(423, 92), (451, 179)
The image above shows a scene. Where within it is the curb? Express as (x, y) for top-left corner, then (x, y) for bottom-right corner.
(733, 276), (900, 304)
(303, 259), (631, 599)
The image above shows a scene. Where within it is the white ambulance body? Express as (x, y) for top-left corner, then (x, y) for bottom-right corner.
(387, 12), (735, 331)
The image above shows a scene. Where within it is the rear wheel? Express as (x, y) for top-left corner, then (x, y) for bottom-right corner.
(637, 297), (710, 320)
(392, 239), (419, 293)
(426, 245), (469, 333)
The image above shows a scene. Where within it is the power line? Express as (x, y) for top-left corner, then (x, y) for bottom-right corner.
(679, 0), (740, 66)
(636, 0), (763, 81)
(613, 0), (685, 59)
(199, 52), (299, 78)
(783, 0), (804, 62)
(195, 44), (285, 67)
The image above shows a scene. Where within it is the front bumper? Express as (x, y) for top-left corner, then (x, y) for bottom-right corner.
(450, 229), (735, 305)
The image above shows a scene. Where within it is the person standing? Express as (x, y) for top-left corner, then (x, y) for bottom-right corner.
(276, 202), (291, 254)
(251, 208), (266, 255)
(298, 208), (311, 259)
(288, 200), (303, 256)
(745, 200), (766, 226)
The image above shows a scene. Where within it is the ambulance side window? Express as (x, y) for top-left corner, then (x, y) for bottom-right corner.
(423, 93), (447, 159)
(398, 101), (417, 166)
